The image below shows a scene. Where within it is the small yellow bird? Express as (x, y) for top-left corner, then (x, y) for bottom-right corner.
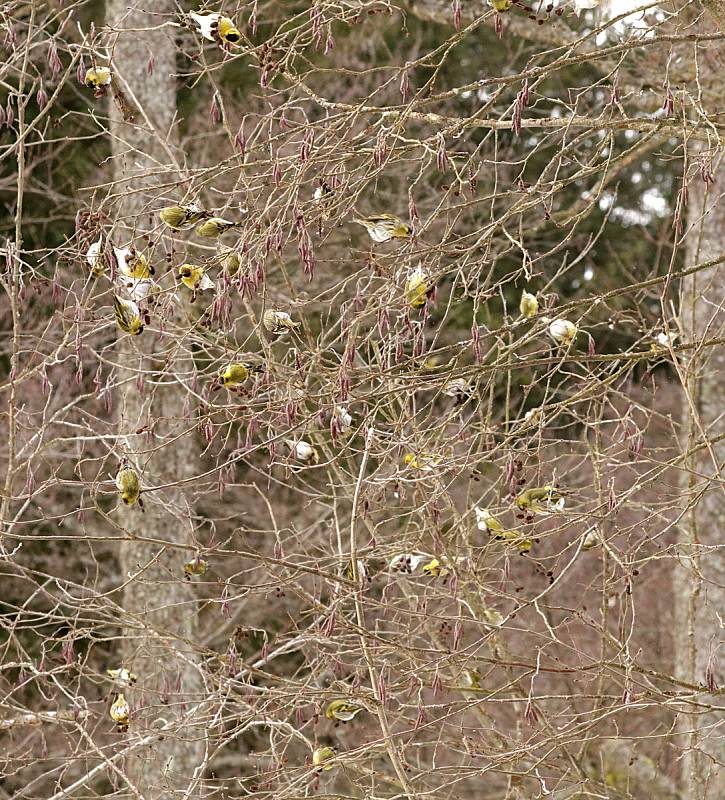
(343, 558), (370, 583)
(178, 264), (215, 292)
(116, 466), (141, 505)
(84, 66), (112, 89)
(474, 507), (504, 535)
(462, 668), (482, 689)
(403, 453), (439, 471)
(159, 204), (210, 230)
(195, 217), (243, 238)
(285, 439), (319, 464)
(489, 0), (513, 10)
(544, 317), (577, 346)
(119, 250), (154, 280)
(110, 693), (130, 727)
(515, 486), (566, 514)
(106, 668), (137, 687)
(312, 746), (337, 771)
(353, 214), (412, 243)
(582, 527), (601, 550)
(324, 699), (364, 722)
(263, 309), (300, 336)
(421, 355), (443, 370)
(221, 246), (241, 277)
(219, 362), (264, 387)
(113, 295), (144, 336)
(189, 11), (242, 45)
(519, 290), (539, 319)
(422, 557), (450, 578)
(476, 508), (531, 553)
(491, 529), (534, 554)
(405, 264), (433, 309)
(183, 556), (208, 579)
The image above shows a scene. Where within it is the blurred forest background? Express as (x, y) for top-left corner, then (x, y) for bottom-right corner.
(0, 1), (722, 799)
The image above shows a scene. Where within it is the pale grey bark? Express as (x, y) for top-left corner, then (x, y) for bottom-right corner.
(675, 93), (725, 800)
(107, 2), (205, 796)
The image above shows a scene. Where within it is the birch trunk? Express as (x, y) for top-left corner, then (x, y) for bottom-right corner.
(675, 57), (725, 799)
(107, 2), (205, 796)
(675, 178), (725, 798)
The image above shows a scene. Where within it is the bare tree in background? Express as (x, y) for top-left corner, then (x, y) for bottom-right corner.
(106, 0), (205, 795)
(0, 2), (722, 799)
(671, 7), (724, 799)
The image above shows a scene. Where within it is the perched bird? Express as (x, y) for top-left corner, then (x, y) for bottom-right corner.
(189, 11), (242, 44)
(86, 239), (105, 277)
(582, 527), (601, 550)
(422, 557), (450, 578)
(523, 406), (543, 426)
(107, 668), (137, 687)
(221, 246), (241, 277)
(325, 699), (364, 723)
(313, 182), (335, 219)
(388, 553), (425, 574)
(405, 264), (433, 309)
(312, 746), (337, 771)
(420, 354), (443, 370)
(113, 295), (144, 336)
(519, 290), (539, 319)
(353, 214), (412, 243)
(543, 317), (577, 346)
(491, 528), (533, 554)
(476, 508), (531, 553)
(516, 486), (566, 514)
(159, 204), (210, 230)
(178, 264), (215, 292)
(183, 556), (208, 578)
(443, 377), (472, 404)
(117, 248), (154, 280)
(651, 330), (678, 352)
(285, 439), (319, 464)
(332, 405), (353, 434)
(195, 217), (243, 238)
(462, 668), (482, 689)
(403, 452), (439, 471)
(488, 0), (512, 10)
(110, 693), (130, 727)
(474, 507), (504, 535)
(343, 558), (370, 583)
(116, 466), (141, 505)
(84, 66), (112, 89)
(340, 558), (371, 583)
(263, 309), (300, 336)
(219, 362), (264, 387)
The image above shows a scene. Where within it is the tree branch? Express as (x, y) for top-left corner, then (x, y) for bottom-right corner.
(398, 0), (577, 47)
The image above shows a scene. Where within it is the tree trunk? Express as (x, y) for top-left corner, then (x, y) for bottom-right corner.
(675, 95), (725, 800)
(107, 2), (205, 796)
